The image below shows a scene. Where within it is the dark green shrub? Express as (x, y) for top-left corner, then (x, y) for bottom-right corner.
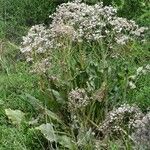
(0, 0), (68, 42)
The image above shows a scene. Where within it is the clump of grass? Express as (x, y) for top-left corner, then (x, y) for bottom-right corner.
(0, 41), (47, 149)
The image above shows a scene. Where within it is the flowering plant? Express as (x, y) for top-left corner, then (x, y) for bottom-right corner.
(18, 1), (149, 149)
(20, 0), (147, 68)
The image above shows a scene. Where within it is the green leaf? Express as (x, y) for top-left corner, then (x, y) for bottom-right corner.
(58, 135), (75, 150)
(0, 99), (4, 105)
(35, 123), (57, 142)
(77, 127), (93, 146)
(36, 124), (75, 149)
(22, 93), (62, 123)
(5, 108), (25, 125)
(51, 89), (65, 104)
(112, 0), (125, 9)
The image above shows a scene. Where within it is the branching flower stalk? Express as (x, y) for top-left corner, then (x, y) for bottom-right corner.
(99, 39), (109, 116)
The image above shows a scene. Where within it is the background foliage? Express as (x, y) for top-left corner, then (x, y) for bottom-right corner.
(0, 0), (149, 42)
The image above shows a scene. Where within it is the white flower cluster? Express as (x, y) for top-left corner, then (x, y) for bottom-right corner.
(30, 58), (51, 74)
(20, 0), (148, 63)
(50, 1), (147, 43)
(132, 112), (150, 149)
(128, 64), (150, 89)
(68, 88), (89, 111)
(99, 104), (143, 135)
(20, 25), (54, 62)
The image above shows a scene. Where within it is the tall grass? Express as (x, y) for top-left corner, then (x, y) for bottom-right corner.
(0, 0), (69, 42)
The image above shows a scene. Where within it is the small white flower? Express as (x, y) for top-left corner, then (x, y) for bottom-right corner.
(145, 64), (150, 70)
(68, 88), (89, 110)
(129, 81), (136, 89)
(129, 75), (137, 80)
(26, 57), (33, 62)
(137, 67), (143, 75)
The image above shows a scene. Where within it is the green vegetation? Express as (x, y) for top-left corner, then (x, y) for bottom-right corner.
(0, 0), (149, 149)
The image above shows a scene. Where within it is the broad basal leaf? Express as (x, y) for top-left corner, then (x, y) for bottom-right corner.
(35, 123), (57, 142)
(23, 93), (62, 123)
(58, 135), (75, 150)
(5, 108), (25, 125)
(36, 124), (75, 149)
